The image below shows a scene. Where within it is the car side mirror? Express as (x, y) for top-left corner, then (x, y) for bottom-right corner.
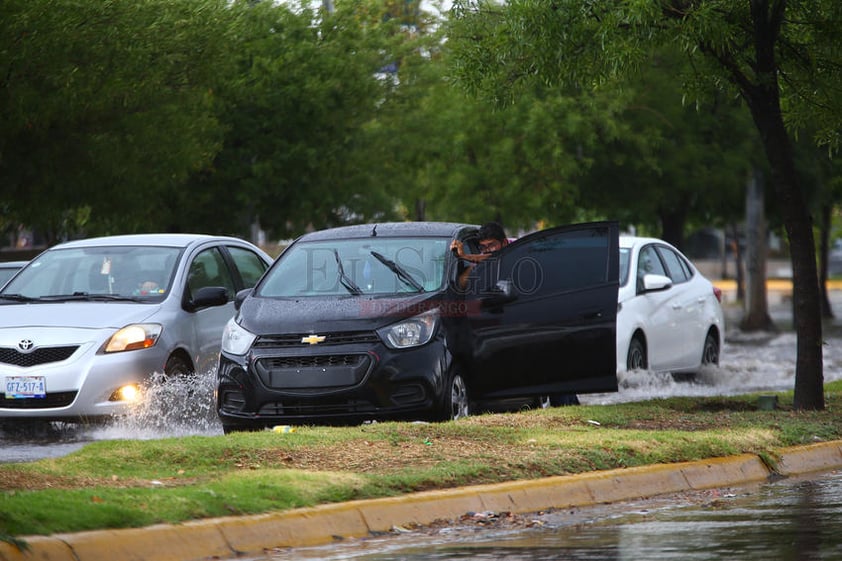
(234, 288), (252, 311)
(642, 273), (672, 292)
(481, 279), (517, 308)
(186, 286), (229, 311)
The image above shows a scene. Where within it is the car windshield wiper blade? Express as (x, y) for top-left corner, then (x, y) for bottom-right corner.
(0, 293), (39, 302)
(370, 251), (424, 293)
(38, 293), (143, 302)
(334, 250), (363, 295)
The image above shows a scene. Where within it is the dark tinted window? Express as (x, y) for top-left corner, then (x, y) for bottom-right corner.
(472, 226), (613, 296)
(187, 248), (235, 298)
(228, 246), (269, 288)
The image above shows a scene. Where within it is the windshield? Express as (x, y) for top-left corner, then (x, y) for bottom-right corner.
(258, 237), (449, 297)
(1, 245), (181, 301)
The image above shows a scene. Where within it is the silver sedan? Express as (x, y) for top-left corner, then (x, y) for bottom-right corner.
(0, 234), (271, 422)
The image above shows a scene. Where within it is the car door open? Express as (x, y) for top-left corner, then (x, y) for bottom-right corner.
(461, 221), (620, 400)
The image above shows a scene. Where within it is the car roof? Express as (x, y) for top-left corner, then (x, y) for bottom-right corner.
(619, 235), (677, 250)
(296, 222), (477, 242)
(0, 261), (28, 268)
(49, 233), (250, 250)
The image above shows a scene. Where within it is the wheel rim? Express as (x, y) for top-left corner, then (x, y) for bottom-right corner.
(627, 340), (645, 371)
(450, 374), (469, 420)
(702, 335), (719, 365)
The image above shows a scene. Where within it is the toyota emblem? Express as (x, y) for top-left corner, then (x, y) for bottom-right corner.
(18, 339), (34, 352)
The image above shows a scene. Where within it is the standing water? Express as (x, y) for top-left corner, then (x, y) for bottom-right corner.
(247, 470), (842, 560)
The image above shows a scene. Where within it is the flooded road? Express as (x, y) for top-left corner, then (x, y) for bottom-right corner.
(252, 470), (842, 561)
(2, 291), (841, 463)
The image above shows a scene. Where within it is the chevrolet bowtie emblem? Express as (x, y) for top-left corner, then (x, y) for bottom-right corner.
(301, 334), (326, 345)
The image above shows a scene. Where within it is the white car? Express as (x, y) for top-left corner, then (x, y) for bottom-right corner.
(617, 236), (724, 376)
(0, 234), (272, 422)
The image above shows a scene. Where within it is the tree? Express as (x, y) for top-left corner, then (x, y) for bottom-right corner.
(448, 0), (842, 410)
(178, 0), (405, 239)
(574, 49), (755, 248)
(0, 0), (237, 240)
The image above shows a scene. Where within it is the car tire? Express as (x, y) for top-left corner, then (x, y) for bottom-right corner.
(701, 331), (720, 366)
(626, 336), (647, 371)
(435, 369), (470, 421)
(164, 354), (194, 378)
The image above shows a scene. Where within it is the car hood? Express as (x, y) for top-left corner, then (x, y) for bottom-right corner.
(0, 302), (160, 330)
(239, 293), (444, 334)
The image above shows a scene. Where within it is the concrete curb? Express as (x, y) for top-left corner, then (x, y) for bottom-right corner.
(2, 441), (841, 561)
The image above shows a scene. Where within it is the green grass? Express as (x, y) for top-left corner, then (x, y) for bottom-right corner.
(2, 381), (842, 538)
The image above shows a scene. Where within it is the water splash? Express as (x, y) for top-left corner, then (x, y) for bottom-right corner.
(93, 370), (223, 440)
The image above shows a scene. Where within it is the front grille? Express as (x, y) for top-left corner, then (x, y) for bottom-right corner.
(255, 354), (371, 390)
(262, 355), (364, 369)
(254, 332), (379, 348)
(0, 346), (79, 367)
(0, 391), (77, 409)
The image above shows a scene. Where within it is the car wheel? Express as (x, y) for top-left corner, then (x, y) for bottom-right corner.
(626, 337), (647, 371)
(164, 354), (194, 378)
(701, 331), (720, 365)
(436, 370), (470, 421)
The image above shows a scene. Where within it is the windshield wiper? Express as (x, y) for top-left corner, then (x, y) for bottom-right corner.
(370, 251), (424, 293)
(0, 293), (39, 302)
(38, 293), (143, 302)
(334, 250), (363, 295)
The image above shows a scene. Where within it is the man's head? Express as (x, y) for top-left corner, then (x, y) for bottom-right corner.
(477, 222), (508, 254)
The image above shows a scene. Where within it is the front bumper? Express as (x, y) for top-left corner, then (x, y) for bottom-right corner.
(216, 339), (450, 428)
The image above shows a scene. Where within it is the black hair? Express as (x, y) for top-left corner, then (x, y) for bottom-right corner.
(477, 221), (507, 242)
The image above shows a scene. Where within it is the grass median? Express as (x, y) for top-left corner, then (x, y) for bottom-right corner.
(2, 381), (842, 538)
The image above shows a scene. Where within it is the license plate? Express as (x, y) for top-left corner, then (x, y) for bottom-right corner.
(4, 376), (46, 399)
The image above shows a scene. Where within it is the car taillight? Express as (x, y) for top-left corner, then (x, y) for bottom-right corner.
(713, 286), (722, 303)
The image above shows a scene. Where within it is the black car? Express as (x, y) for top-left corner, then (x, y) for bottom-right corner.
(216, 221), (619, 432)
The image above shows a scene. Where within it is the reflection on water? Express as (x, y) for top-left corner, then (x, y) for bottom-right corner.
(258, 472), (842, 561)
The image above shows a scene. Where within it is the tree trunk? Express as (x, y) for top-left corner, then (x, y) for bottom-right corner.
(744, 98), (824, 410)
(658, 208), (686, 250)
(731, 222), (745, 302)
(740, 167), (775, 331)
(738, 0), (824, 410)
(819, 203), (834, 319)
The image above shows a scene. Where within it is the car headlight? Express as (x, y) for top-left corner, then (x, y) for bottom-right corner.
(104, 324), (162, 353)
(377, 310), (438, 349)
(221, 317), (256, 355)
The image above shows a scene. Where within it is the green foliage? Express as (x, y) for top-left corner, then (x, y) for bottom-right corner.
(0, 0), (236, 239)
(177, 0), (407, 239)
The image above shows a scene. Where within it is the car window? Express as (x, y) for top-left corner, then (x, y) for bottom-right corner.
(636, 245), (667, 292)
(470, 226), (613, 296)
(228, 246), (269, 288)
(258, 237), (449, 297)
(657, 246), (691, 284)
(638, 245), (666, 276)
(187, 248), (235, 298)
(3, 246), (180, 299)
